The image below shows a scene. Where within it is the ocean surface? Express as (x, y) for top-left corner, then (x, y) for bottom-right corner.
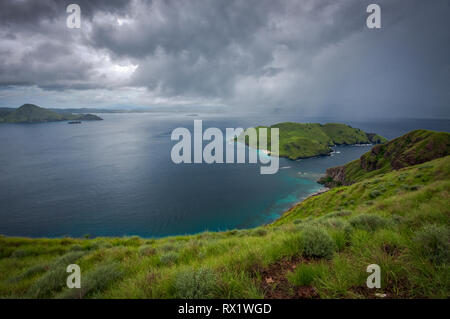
(0, 114), (448, 238)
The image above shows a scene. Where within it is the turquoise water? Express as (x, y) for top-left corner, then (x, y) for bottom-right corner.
(0, 113), (448, 238)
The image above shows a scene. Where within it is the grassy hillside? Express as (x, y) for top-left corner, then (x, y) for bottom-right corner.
(320, 130), (450, 187)
(0, 104), (102, 123)
(0, 154), (448, 299)
(239, 122), (387, 160)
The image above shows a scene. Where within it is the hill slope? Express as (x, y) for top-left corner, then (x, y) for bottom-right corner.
(319, 130), (450, 187)
(0, 104), (103, 123)
(0, 144), (448, 298)
(239, 122), (387, 160)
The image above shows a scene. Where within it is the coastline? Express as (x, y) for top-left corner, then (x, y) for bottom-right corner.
(268, 185), (330, 226)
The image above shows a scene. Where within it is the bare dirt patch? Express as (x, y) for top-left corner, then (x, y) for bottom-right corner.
(259, 256), (320, 299)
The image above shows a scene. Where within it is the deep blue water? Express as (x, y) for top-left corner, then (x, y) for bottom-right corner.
(0, 113), (448, 238)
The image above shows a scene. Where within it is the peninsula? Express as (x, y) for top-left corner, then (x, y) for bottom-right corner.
(318, 129), (450, 187)
(0, 104), (103, 123)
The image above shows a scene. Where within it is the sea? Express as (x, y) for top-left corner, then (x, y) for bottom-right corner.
(0, 113), (448, 238)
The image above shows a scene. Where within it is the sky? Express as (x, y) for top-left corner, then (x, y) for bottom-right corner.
(0, 0), (449, 119)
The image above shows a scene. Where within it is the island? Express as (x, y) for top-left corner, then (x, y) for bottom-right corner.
(238, 122), (387, 159)
(0, 104), (103, 123)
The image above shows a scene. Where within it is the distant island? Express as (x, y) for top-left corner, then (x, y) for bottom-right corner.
(0, 104), (103, 123)
(238, 122), (387, 160)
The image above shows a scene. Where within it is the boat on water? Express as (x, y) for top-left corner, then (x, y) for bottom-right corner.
(68, 121), (82, 124)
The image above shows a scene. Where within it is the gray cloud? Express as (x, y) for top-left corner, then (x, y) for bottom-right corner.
(0, 0), (130, 27)
(0, 0), (448, 118)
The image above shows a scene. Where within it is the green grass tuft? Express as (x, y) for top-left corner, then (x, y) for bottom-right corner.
(349, 214), (387, 232)
(287, 263), (327, 286)
(414, 224), (450, 265)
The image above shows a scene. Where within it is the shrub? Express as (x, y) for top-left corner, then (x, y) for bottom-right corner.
(300, 226), (335, 259)
(69, 244), (83, 252)
(237, 230), (250, 237)
(369, 190), (382, 199)
(401, 184), (423, 191)
(8, 263), (49, 283)
(252, 229), (267, 236)
(349, 214), (387, 232)
(287, 263), (327, 286)
(414, 224), (450, 265)
(174, 267), (218, 298)
(391, 214), (404, 224)
(323, 211), (352, 219)
(409, 184), (422, 191)
(108, 246), (132, 261)
(90, 241), (112, 250)
(320, 218), (348, 230)
(159, 242), (177, 252)
(11, 248), (33, 258)
(27, 251), (85, 298)
(124, 236), (142, 246)
(60, 238), (73, 245)
(139, 245), (156, 257)
(57, 263), (124, 299)
(293, 219), (302, 224)
(225, 230), (238, 236)
(159, 251), (179, 265)
(54, 251), (86, 266)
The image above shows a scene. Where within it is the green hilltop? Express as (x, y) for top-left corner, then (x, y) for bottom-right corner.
(0, 104), (103, 123)
(239, 122), (387, 159)
(0, 129), (448, 299)
(319, 129), (450, 187)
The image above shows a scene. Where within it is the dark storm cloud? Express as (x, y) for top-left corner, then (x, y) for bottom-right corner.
(0, 0), (448, 117)
(0, 0), (134, 90)
(0, 0), (130, 26)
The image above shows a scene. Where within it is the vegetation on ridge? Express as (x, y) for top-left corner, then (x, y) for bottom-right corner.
(319, 129), (450, 187)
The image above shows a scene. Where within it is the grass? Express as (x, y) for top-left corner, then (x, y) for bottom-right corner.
(324, 130), (450, 186)
(0, 155), (448, 299)
(413, 224), (450, 265)
(238, 122), (386, 160)
(348, 214), (388, 232)
(56, 263), (124, 299)
(287, 263), (328, 286)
